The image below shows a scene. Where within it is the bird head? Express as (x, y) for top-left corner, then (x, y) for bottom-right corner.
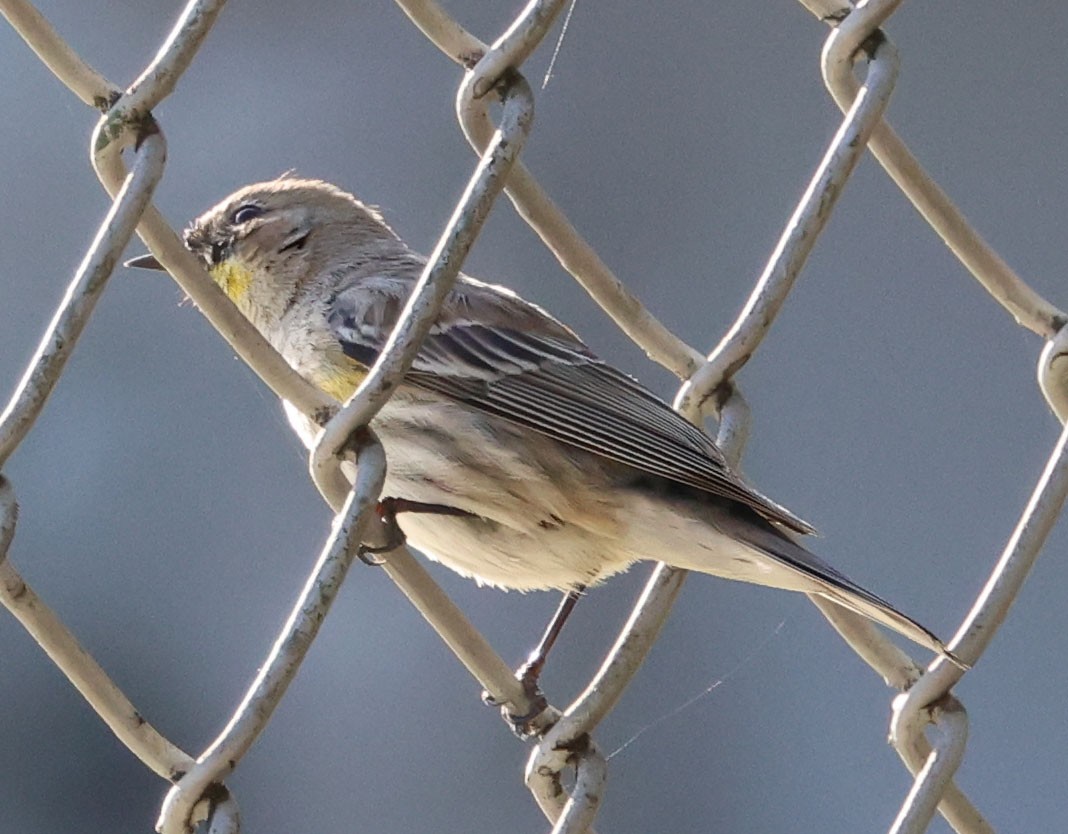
(126, 177), (402, 319)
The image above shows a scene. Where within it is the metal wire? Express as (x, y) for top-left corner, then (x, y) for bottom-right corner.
(2, 1), (1066, 832)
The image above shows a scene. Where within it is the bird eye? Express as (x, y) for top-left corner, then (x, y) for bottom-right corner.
(231, 203), (264, 225)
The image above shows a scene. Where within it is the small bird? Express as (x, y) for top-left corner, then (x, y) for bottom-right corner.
(128, 176), (950, 660)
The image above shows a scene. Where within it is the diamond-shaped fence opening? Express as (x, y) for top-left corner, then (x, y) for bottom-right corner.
(2, 2), (1067, 833)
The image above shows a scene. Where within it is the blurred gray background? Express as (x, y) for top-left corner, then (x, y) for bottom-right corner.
(2, 2), (1065, 832)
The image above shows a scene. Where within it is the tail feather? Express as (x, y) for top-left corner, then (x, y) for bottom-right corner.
(716, 507), (959, 665)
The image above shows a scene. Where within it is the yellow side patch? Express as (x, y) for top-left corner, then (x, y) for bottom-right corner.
(315, 357), (368, 402)
(210, 260), (254, 304)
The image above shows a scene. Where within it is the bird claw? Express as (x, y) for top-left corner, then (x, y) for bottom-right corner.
(356, 499), (409, 565)
(355, 543), (390, 566)
(482, 660), (551, 739)
(358, 497), (473, 565)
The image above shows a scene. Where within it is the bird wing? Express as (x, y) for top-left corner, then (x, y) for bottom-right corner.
(328, 274), (814, 535)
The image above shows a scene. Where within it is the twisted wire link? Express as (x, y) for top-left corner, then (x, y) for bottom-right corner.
(2, 0), (1065, 832)
(0, 1), (256, 825)
(800, 2), (1066, 832)
(158, 440), (388, 834)
(0, 80), (194, 786)
(1, 0), (591, 829)
(397, 1), (923, 830)
(309, 69), (545, 723)
(398, 2), (1066, 834)
(1, 0), (377, 829)
(395, 0), (705, 378)
(804, 0), (1065, 339)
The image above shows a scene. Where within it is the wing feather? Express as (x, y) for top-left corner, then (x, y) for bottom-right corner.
(329, 279), (815, 535)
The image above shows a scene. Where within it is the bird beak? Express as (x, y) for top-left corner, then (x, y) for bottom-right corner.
(124, 253), (166, 271)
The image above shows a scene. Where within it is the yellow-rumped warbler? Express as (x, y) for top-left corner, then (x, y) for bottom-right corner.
(128, 177), (951, 660)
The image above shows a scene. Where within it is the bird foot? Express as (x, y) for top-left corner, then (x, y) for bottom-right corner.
(482, 667), (551, 739)
(358, 497), (474, 565)
(356, 498), (408, 564)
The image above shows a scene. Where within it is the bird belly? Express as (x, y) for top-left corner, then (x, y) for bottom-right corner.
(388, 510), (630, 591)
(284, 393), (637, 591)
(376, 395), (637, 590)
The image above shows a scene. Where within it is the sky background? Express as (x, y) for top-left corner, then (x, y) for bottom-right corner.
(2, 2), (1066, 832)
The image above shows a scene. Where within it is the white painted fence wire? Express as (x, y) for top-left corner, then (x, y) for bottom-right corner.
(1, 1), (1064, 832)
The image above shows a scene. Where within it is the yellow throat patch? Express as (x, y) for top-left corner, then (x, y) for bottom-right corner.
(207, 259), (369, 404)
(210, 259), (253, 304)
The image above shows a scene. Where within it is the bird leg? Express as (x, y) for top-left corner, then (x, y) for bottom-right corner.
(485, 586), (586, 736)
(357, 497), (475, 565)
(517, 585), (585, 693)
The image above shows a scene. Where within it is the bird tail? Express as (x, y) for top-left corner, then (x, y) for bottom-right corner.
(624, 492), (964, 667)
(703, 506), (962, 666)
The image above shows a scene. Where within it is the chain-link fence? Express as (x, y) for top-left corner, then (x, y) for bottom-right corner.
(2, 2), (1067, 832)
